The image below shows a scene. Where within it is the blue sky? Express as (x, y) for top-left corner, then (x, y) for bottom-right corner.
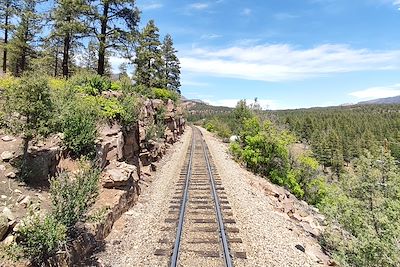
(130, 0), (400, 109)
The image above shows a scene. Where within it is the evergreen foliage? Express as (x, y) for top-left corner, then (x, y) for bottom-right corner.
(134, 20), (164, 88)
(88, 0), (140, 75)
(9, 0), (42, 76)
(161, 34), (180, 91)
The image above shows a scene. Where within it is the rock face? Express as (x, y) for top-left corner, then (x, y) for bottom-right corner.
(0, 214), (8, 240)
(1, 151), (14, 161)
(95, 98), (185, 188)
(26, 146), (61, 183)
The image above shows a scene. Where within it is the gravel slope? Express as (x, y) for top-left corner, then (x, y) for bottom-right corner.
(200, 127), (322, 267)
(94, 129), (192, 267)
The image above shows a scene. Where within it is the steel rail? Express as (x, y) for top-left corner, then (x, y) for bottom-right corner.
(169, 128), (195, 267)
(200, 128), (234, 267)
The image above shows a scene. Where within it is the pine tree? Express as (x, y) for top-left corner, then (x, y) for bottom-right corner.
(51, 0), (90, 77)
(0, 0), (17, 73)
(89, 0), (140, 76)
(118, 62), (128, 79)
(134, 20), (164, 88)
(81, 39), (97, 71)
(161, 34), (180, 91)
(9, 0), (42, 76)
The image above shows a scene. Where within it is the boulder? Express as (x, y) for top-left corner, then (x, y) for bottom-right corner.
(0, 215), (8, 240)
(5, 172), (16, 179)
(151, 99), (164, 110)
(25, 146), (60, 183)
(2, 235), (15, 246)
(18, 195), (31, 208)
(95, 141), (111, 169)
(1, 151), (14, 161)
(2, 207), (14, 221)
(102, 163), (138, 188)
(0, 164), (5, 171)
(166, 99), (175, 112)
(295, 244), (305, 253)
(1, 136), (14, 142)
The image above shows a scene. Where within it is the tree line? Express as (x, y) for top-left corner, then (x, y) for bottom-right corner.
(275, 105), (400, 175)
(0, 0), (180, 91)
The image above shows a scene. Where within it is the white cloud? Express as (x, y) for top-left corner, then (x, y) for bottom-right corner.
(141, 3), (163, 10)
(180, 43), (400, 82)
(241, 8), (252, 16)
(274, 13), (299, 20)
(188, 2), (209, 10)
(200, 33), (222, 40)
(349, 84), (400, 99)
(204, 98), (279, 110)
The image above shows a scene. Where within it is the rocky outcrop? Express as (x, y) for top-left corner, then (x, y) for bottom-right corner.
(60, 97), (185, 265)
(96, 98), (185, 181)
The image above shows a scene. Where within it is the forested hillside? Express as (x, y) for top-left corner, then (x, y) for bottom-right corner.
(195, 100), (400, 267)
(276, 105), (400, 171)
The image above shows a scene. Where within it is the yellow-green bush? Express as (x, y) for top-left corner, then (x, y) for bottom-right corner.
(0, 74), (19, 90)
(152, 88), (179, 102)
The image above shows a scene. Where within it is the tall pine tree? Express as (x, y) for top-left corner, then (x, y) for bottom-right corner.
(161, 34), (180, 92)
(0, 0), (17, 73)
(9, 0), (42, 76)
(51, 0), (90, 77)
(89, 0), (140, 76)
(134, 20), (163, 88)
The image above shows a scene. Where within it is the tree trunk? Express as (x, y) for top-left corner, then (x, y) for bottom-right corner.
(19, 26), (29, 75)
(97, 1), (109, 76)
(62, 32), (71, 77)
(2, 2), (9, 73)
(54, 48), (58, 77)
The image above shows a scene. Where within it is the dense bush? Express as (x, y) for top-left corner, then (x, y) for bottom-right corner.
(15, 213), (66, 265)
(0, 74), (19, 90)
(61, 99), (98, 158)
(68, 72), (111, 96)
(120, 94), (141, 126)
(50, 163), (101, 229)
(152, 88), (179, 102)
(205, 118), (232, 139)
(4, 73), (54, 139)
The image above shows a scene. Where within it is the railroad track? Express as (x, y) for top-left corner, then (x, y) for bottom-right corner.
(155, 127), (246, 267)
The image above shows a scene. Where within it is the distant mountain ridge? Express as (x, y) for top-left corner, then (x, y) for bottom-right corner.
(358, 95), (400, 105)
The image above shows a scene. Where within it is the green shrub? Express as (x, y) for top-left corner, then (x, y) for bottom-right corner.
(152, 88), (179, 102)
(229, 142), (243, 160)
(61, 101), (98, 157)
(4, 73), (53, 139)
(204, 118), (232, 139)
(15, 213), (66, 265)
(68, 72), (111, 96)
(50, 163), (100, 229)
(120, 94), (140, 126)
